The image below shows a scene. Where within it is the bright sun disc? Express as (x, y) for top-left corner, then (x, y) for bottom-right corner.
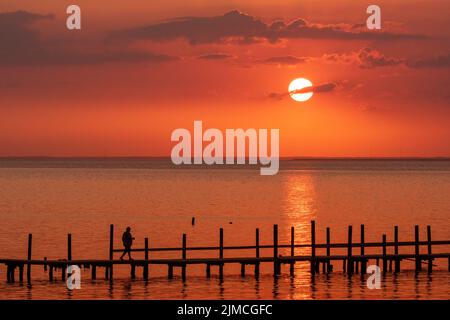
(289, 78), (313, 102)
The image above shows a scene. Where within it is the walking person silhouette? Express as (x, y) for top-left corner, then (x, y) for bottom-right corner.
(120, 226), (135, 260)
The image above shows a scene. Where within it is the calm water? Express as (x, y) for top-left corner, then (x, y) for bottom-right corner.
(0, 159), (449, 299)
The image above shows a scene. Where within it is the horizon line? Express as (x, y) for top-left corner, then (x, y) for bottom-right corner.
(1, 156), (450, 161)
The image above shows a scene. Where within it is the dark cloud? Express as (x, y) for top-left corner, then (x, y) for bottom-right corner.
(260, 55), (308, 65)
(49, 51), (178, 65)
(291, 82), (337, 94)
(267, 82), (337, 100)
(114, 10), (426, 45)
(0, 11), (53, 62)
(312, 82), (337, 93)
(0, 10), (54, 29)
(0, 10), (53, 22)
(322, 48), (450, 69)
(357, 48), (405, 68)
(266, 92), (285, 100)
(322, 48), (405, 69)
(408, 53), (450, 68)
(0, 11), (177, 66)
(197, 53), (234, 60)
(115, 10), (266, 45)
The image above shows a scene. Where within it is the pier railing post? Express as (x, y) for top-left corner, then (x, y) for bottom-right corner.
(382, 234), (387, 273)
(182, 233), (187, 281)
(326, 227), (331, 273)
(360, 224), (366, 274)
(394, 226), (400, 273)
(109, 224), (114, 281)
(65, 233), (72, 282)
(310, 221), (315, 275)
(219, 228), (223, 259)
(290, 226), (295, 275)
(255, 228), (260, 277)
(219, 228), (224, 279)
(144, 237), (149, 279)
(27, 234), (32, 283)
(347, 225), (353, 275)
(273, 224), (279, 276)
(414, 225), (421, 272)
(427, 226), (432, 273)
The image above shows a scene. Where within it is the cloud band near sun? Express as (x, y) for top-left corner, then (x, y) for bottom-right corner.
(114, 10), (426, 44)
(267, 82), (338, 101)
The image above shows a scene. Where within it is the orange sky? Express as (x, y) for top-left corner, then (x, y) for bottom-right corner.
(0, 0), (449, 157)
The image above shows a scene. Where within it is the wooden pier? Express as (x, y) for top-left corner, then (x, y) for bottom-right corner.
(1, 221), (450, 283)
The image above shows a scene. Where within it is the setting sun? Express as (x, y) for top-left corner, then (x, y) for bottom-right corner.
(289, 78), (313, 102)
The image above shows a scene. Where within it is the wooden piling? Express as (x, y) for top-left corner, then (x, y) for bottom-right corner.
(219, 228), (224, 279)
(44, 257), (47, 272)
(382, 234), (387, 273)
(290, 226), (295, 276)
(11, 265), (14, 283)
(311, 221), (316, 275)
(241, 263), (245, 277)
(130, 263), (136, 279)
(12, 265), (16, 283)
(326, 227), (331, 273)
(182, 233), (187, 281)
(394, 226), (400, 273)
(168, 264), (173, 279)
(427, 226), (432, 273)
(360, 224), (366, 274)
(49, 266), (53, 281)
(19, 264), (24, 282)
(415, 225), (421, 272)
(143, 237), (149, 280)
(206, 264), (211, 278)
(6, 265), (10, 283)
(273, 224), (279, 275)
(8, 265), (15, 283)
(62, 265), (66, 282)
(91, 265), (97, 280)
(360, 224), (364, 256)
(67, 234), (72, 262)
(347, 225), (353, 274)
(109, 224), (114, 281)
(26, 233), (32, 283)
(255, 228), (260, 277)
